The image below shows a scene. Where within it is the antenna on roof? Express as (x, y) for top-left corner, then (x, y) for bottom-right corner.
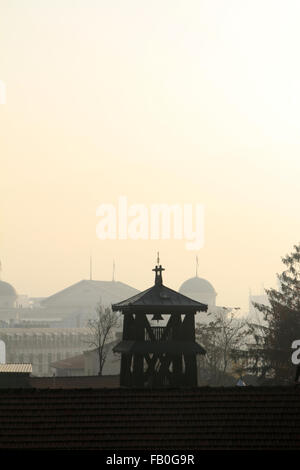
(195, 256), (199, 277)
(112, 259), (116, 282)
(90, 254), (93, 281)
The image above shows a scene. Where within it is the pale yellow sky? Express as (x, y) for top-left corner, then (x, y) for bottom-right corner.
(1, 0), (300, 311)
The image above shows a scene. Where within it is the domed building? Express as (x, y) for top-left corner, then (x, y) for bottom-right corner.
(179, 276), (217, 307)
(0, 281), (17, 309)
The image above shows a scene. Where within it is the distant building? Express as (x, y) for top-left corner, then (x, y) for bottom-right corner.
(179, 274), (227, 323)
(0, 340), (5, 363)
(40, 279), (139, 326)
(0, 328), (93, 376)
(50, 354), (85, 377)
(0, 278), (139, 327)
(0, 280), (17, 309)
(50, 337), (121, 377)
(16, 294), (32, 308)
(0, 274), (138, 376)
(83, 340), (121, 376)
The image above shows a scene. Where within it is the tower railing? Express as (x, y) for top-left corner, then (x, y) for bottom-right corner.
(145, 326), (171, 342)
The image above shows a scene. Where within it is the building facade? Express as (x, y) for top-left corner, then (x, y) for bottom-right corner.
(0, 328), (93, 376)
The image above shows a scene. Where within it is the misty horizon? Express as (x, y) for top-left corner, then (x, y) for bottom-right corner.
(1, 2), (299, 311)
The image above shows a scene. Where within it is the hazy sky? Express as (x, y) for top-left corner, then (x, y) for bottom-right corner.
(1, 0), (300, 311)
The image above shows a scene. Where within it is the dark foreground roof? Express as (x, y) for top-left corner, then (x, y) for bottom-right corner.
(0, 387), (300, 450)
(29, 375), (119, 389)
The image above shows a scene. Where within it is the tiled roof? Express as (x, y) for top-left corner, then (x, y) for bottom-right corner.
(0, 387), (299, 449)
(0, 364), (32, 374)
(29, 375), (119, 389)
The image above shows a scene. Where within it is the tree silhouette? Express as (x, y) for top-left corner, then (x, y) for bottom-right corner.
(87, 304), (120, 376)
(248, 243), (300, 382)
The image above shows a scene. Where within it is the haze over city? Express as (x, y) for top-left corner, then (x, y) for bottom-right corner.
(1, 0), (300, 311)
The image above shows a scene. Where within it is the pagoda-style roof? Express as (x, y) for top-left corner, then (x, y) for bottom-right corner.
(112, 264), (208, 314)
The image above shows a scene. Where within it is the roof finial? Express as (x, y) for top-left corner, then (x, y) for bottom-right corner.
(153, 253), (165, 286)
(196, 255), (199, 277)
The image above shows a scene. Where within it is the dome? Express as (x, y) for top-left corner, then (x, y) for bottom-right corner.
(179, 277), (216, 294)
(0, 281), (18, 307)
(0, 280), (17, 298)
(179, 276), (217, 307)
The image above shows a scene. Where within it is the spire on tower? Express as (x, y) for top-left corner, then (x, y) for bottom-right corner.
(153, 253), (165, 286)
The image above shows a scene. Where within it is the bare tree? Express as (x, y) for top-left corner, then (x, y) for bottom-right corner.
(196, 308), (247, 385)
(87, 304), (120, 376)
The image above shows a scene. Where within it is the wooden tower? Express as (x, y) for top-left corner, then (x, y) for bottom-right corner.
(112, 261), (207, 387)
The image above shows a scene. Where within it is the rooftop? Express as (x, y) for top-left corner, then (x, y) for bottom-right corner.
(41, 279), (139, 308)
(0, 386), (299, 449)
(0, 363), (32, 374)
(50, 355), (85, 370)
(112, 265), (208, 314)
(29, 375), (119, 389)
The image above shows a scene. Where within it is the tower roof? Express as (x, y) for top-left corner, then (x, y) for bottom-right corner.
(112, 264), (208, 314)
